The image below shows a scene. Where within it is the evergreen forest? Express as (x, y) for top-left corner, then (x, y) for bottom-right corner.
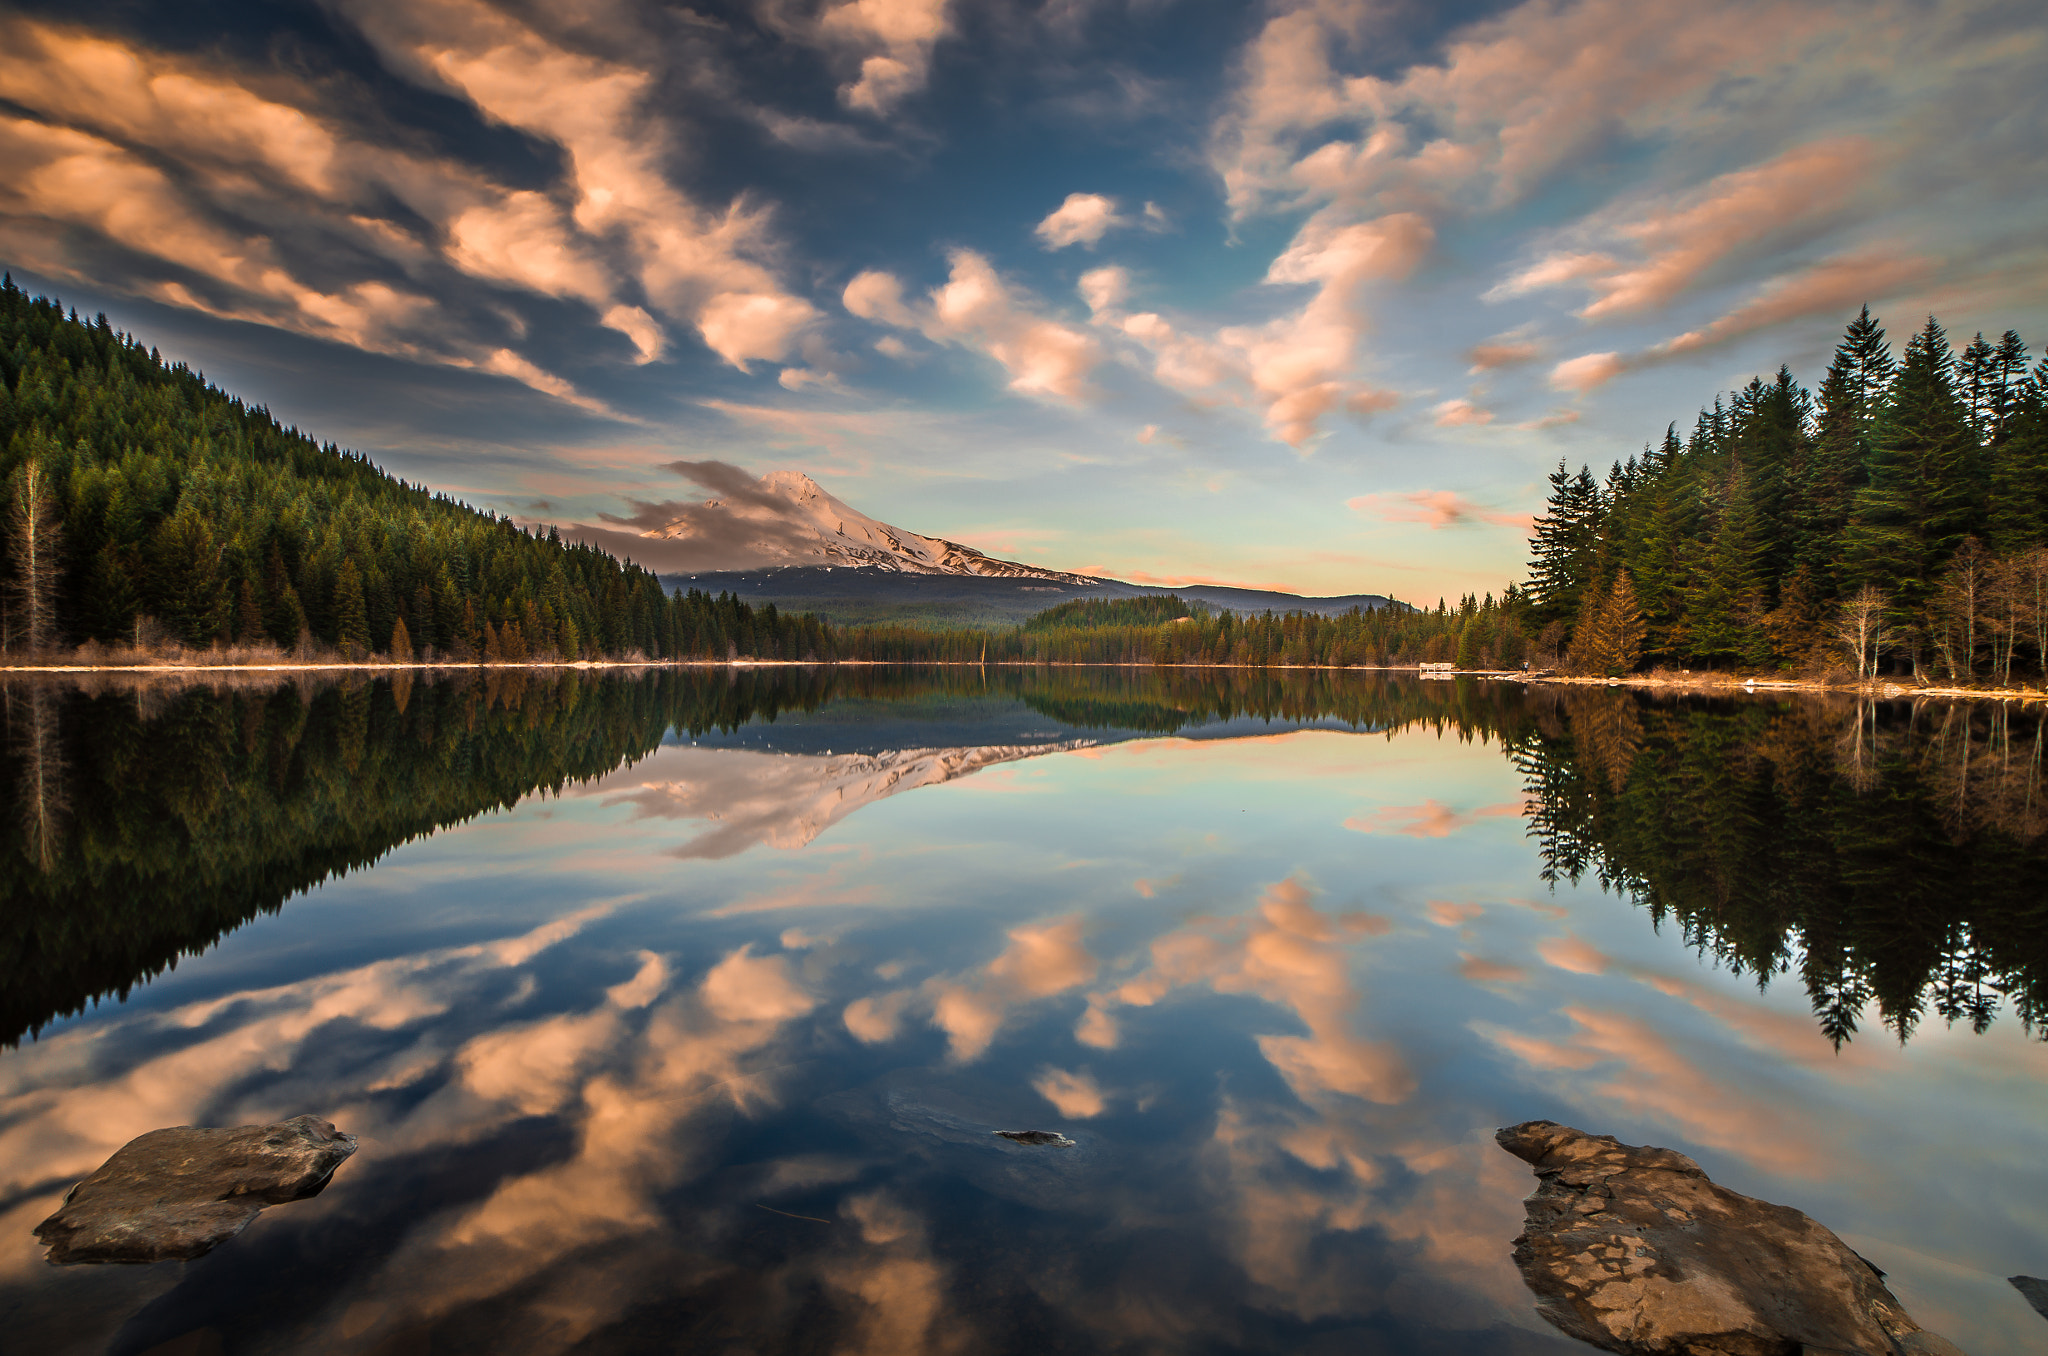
(0, 280), (833, 664)
(1532, 308), (2048, 680)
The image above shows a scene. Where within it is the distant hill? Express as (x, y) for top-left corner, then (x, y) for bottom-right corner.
(658, 564), (1403, 629)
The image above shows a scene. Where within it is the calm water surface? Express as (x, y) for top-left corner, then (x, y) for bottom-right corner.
(0, 668), (2042, 1355)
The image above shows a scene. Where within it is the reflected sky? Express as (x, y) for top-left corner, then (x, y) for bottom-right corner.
(1, 676), (2043, 1356)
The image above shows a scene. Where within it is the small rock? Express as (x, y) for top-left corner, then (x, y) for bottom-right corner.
(1496, 1120), (1965, 1356)
(2010, 1276), (2048, 1323)
(34, 1114), (357, 1265)
(993, 1130), (1073, 1146)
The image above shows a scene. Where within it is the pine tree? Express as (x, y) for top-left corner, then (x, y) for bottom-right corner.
(1846, 317), (1979, 663)
(1529, 462), (1604, 627)
(333, 558), (371, 660)
(390, 614), (413, 661)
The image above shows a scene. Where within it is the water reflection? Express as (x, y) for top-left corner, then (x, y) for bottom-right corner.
(1510, 690), (2048, 1044)
(1, 668), (2044, 1355)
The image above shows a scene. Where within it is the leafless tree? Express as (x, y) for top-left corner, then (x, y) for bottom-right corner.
(4, 459), (64, 655)
(1834, 585), (1887, 681)
(6, 682), (68, 871)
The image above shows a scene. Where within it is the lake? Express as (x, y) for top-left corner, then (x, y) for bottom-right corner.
(1, 667), (2042, 1355)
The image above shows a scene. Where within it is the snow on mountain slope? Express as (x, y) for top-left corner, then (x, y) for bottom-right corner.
(650, 470), (1096, 583)
(596, 740), (1099, 860)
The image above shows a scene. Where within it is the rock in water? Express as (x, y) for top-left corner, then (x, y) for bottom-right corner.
(1495, 1120), (1965, 1356)
(2010, 1277), (2048, 1323)
(34, 1115), (357, 1265)
(993, 1130), (1074, 1146)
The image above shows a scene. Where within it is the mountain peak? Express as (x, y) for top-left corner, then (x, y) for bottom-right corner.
(649, 468), (1097, 583)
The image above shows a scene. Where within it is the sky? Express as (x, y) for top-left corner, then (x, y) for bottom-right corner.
(1, 0), (2044, 599)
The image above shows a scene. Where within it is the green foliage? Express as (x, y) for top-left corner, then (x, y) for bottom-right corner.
(1021, 594), (1195, 632)
(845, 590), (1530, 670)
(0, 279), (832, 664)
(1536, 307), (2048, 678)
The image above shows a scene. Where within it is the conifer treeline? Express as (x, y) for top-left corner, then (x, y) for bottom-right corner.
(837, 591), (1528, 668)
(1531, 307), (2048, 678)
(0, 280), (834, 663)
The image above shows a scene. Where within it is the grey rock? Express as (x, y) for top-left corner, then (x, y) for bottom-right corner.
(992, 1129), (1073, 1146)
(34, 1114), (357, 1265)
(1496, 1120), (1965, 1356)
(2010, 1276), (2048, 1323)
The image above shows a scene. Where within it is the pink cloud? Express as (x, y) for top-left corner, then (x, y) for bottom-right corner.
(1655, 248), (1932, 357)
(1346, 493), (1527, 531)
(1099, 877), (1414, 1105)
(1035, 192), (1126, 249)
(1578, 138), (1877, 320)
(1426, 901), (1484, 927)
(1458, 954), (1526, 985)
(924, 916), (1098, 1061)
(1465, 332), (1545, 372)
(1548, 351), (1628, 394)
(1343, 798), (1528, 837)
(843, 251), (1101, 402)
(1535, 934), (1609, 975)
(1431, 398), (1494, 427)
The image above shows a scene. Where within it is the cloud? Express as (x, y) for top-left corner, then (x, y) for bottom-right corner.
(766, 0), (954, 115)
(924, 916), (1098, 1061)
(1653, 249), (1932, 357)
(1535, 934), (1609, 975)
(333, 0), (819, 367)
(1426, 901), (1484, 927)
(1479, 1006), (1820, 1176)
(1035, 192), (1128, 249)
(1465, 331), (1544, 372)
(1499, 139), (1879, 320)
(1458, 954), (1525, 986)
(843, 251), (1101, 401)
(700, 944), (815, 1023)
(1032, 1066), (1107, 1117)
(1343, 797), (1527, 835)
(1097, 877), (1412, 1106)
(0, 10), (817, 404)
(1548, 351), (1628, 394)
(1211, 0), (1852, 221)
(1345, 494), (1526, 531)
(1546, 247), (1933, 395)
(1430, 398), (1492, 427)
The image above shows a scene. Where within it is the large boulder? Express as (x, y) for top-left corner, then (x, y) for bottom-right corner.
(34, 1114), (357, 1265)
(1496, 1120), (1964, 1356)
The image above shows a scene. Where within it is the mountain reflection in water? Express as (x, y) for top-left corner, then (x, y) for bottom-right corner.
(0, 668), (2043, 1356)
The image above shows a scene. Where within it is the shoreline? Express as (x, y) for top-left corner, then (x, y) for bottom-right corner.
(3, 657), (2043, 702)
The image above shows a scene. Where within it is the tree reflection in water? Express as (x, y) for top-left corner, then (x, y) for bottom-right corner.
(3, 667), (2042, 1051)
(1511, 689), (2048, 1045)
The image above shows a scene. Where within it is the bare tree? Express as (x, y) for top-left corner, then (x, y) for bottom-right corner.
(6, 682), (68, 871)
(1929, 539), (1987, 683)
(1834, 585), (1887, 681)
(4, 459), (64, 655)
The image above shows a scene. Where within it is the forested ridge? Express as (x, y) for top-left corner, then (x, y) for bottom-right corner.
(1533, 308), (2048, 679)
(0, 280), (834, 663)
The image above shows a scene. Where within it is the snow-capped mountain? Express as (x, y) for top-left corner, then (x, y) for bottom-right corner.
(650, 470), (1097, 583)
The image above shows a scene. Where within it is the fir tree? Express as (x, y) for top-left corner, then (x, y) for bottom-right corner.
(333, 558), (371, 660)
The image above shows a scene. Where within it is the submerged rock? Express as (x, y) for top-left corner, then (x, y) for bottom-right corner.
(992, 1129), (1074, 1146)
(34, 1114), (357, 1265)
(1496, 1120), (1965, 1356)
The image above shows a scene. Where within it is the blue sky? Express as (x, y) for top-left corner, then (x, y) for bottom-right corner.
(2, 0), (2044, 597)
